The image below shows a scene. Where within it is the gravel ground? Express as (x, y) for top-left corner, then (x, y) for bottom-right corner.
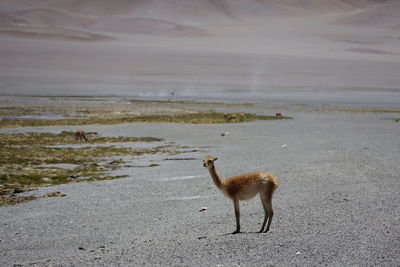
(1, 108), (399, 266)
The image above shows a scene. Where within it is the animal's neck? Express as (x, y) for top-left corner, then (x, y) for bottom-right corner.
(208, 166), (224, 189)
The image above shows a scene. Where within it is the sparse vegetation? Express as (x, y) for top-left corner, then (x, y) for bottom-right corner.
(0, 131), (162, 146)
(0, 98), (291, 128)
(0, 110), (290, 128)
(383, 117), (400, 122)
(0, 132), (177, 206)
(0, 97), (291, 205)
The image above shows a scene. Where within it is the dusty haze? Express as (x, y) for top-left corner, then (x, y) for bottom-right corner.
(1, 0), (400, 106)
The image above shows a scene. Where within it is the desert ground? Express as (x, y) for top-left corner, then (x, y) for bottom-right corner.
(0, 99), (399, 266)
(0, 0), (400, 266)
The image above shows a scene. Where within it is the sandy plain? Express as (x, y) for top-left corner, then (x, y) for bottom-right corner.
(0, 98), (399, 266)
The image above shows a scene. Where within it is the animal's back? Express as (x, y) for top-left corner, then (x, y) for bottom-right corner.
(223, 171), (277, 200)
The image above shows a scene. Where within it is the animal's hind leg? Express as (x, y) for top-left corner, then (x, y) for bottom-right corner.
(263, 187), (275, 233)
(259, 194), (269, 233)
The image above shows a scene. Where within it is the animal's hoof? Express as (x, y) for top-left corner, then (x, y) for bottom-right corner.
(264, 229), (270, 233)
(232, 230), (240, 234)
(258, 229), (264, 233)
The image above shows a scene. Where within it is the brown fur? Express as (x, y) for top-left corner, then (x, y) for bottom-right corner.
(75, 129), (88, 142)
(275, 112), (282, 117)
(203, 156), (278, 234)
(224, 113), (237, 122)
(239, 113), (245, 122)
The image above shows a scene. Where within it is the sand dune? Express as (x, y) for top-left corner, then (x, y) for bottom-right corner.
(336, 3), (400, 30)
(7, 8), (92, 28)
(0, 25), (113, 41)
(88, 18), (207, 37)
(1, 0), (399, 39)
(0, 7), (112, 41)
(38, 0), (400, 20)
(0, 0), (61, 12)
(42, 0), (371, 21)
(0, 7), (207, 37)
(0, 5), (209, 37)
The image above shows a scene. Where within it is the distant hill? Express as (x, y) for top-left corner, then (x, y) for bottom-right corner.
(0, 0), (398, 40)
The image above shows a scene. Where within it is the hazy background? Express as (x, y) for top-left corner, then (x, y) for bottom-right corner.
(1, 0), (400, 106)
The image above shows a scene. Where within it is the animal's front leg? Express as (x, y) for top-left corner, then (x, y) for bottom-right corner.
(232, 199), (240, 234)
(259, 194), (268, 233)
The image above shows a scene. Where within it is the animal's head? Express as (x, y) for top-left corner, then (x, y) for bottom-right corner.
(203, 156), (218, 169)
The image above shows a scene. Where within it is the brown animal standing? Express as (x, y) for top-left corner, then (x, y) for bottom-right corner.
(203, 156), (279, 234)
(275, 112), (282, 117)
(239, 113), (245, 122)
(224, 113), (237, 122)
(75, 129), (88, 142)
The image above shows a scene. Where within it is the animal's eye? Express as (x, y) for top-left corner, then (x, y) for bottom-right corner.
(208, 160), (212, 163)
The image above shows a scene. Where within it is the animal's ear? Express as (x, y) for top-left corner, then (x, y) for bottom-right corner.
(213, 157), (218, 161)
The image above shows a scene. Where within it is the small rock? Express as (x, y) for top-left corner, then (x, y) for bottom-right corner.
(12, 187), (24, 194)
(42, 177), (52, 182)
(40, 191), (66, 198)
(199, 207), (207, 212)
(109, 159), (123, 165)
(281, 144), (288, 148)
(296, 251), (301, 255)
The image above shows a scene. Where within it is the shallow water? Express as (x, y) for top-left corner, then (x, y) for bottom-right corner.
(39, 163), (80, 169)
(0, 113), (83, 121)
